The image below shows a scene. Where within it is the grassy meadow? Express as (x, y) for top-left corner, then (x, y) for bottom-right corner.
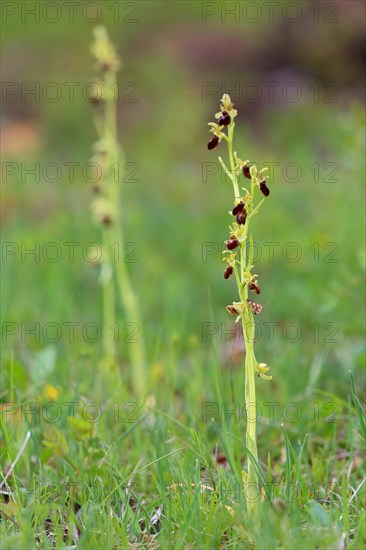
(1, 1), (365, 548)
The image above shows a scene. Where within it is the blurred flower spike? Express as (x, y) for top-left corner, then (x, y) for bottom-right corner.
(91, 25), (121, 73)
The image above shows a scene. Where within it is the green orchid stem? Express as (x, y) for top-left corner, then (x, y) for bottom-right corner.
(98, 68), (146, 396)
(242, 308), (259, 519)
(227, 124), (240, 199)
(226, 121), (259, 520)
(102, 226), (116, 364)
(113, 226), (146, 396)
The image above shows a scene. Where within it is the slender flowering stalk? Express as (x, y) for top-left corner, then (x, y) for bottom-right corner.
(207, 94), (273, 520)
(89, 27), (146, 395)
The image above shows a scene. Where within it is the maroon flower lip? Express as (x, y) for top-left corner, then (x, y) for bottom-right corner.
(246, 299), (263, 315)
(218, 113), (231, 127)
(207, 136), (219, 150)
(242, 165), (251, 179)
(236, 211), (247, 225)
(232, 202), (247, 225)
(259, 179), (270, 197)
(232, 202), (245, 216)
(226, 237), (239, 250)
(248, 281), (261, 295)
(224, 265), (233, 279)
(226, 305), (239, 315)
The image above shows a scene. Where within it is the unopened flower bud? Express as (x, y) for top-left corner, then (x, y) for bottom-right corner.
(91, 197), (114, 227)
(208, 136), (219, 150)
(99, 61), (114, 72)
(91, 182), (102, 194)
(224, 265), (233, 279)
(257, 362), (272, 380)
(102, 215), (112, 227)
(89, 93), (103, 106)
(259, 179), (270, 197)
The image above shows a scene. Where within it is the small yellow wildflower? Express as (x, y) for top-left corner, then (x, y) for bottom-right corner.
(44, 384), (58, 401)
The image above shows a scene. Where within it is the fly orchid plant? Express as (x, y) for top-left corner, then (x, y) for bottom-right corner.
(89, 26), (145, 396)
(208, 94), (272, 520)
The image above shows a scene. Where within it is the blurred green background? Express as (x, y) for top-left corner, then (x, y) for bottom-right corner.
(1, 0), (365, 402)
